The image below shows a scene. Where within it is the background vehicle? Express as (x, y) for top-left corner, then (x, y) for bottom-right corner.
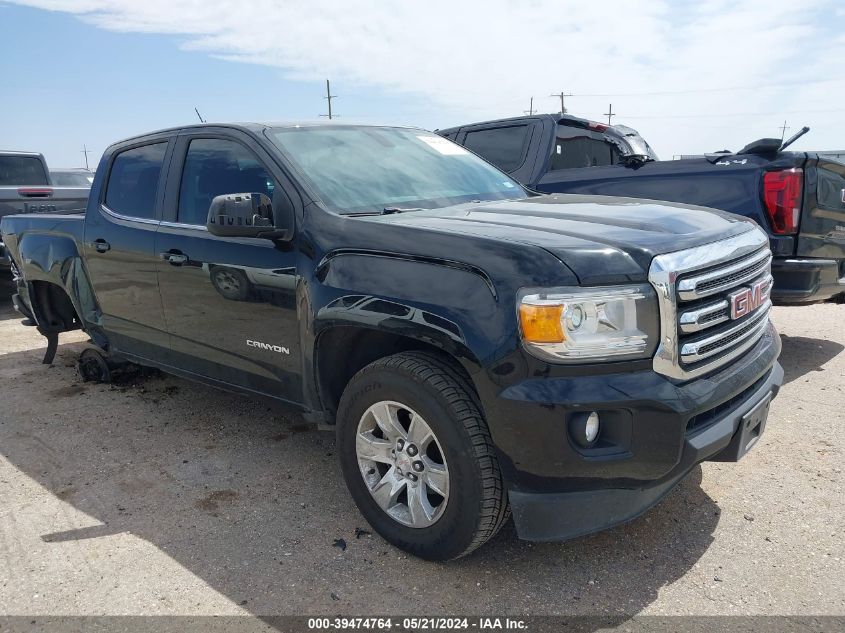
(50, 169), (95, 187)
(0, 151), (90, 269)
(1, 123), (782, 560)
(439, 114), (845, 305)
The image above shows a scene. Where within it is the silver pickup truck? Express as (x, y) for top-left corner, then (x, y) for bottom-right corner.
(0, 151), (91, 270)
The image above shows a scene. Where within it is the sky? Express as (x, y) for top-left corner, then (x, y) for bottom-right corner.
(1, 0), (844, 169)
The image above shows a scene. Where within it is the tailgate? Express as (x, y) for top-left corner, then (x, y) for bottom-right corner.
(798, 157), (845, 261)
(0, 186), (88, 221)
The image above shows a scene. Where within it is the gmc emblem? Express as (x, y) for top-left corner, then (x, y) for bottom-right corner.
(729, 278), (770, 320)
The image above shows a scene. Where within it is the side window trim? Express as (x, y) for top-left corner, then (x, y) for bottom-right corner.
(100, 136), (175, 223)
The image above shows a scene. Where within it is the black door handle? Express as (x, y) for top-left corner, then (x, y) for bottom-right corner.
(87, 239), (110, 253)
(162, 250), (189, 265)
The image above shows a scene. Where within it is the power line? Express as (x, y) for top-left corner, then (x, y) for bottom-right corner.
(321, 79), (338, 119)
(619, 107), (845, 120)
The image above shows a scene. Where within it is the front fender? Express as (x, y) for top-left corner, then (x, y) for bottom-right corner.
(313, 251), (508, 369)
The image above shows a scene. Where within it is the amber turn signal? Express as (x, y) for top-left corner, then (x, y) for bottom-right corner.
(518, 304), (565, 343)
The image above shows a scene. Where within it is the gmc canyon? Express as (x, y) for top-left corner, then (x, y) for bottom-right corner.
(1, 123), (783, 560)
(0, 150), (90, 270)
(439, 114), (845, 305)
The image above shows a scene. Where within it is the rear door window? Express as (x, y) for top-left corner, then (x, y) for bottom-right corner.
(0, 156), (49, 186)
(817, 162), (845, 211)
(177, 138), (276, 226)
(105, 143), (168, 219)
(462, 125), (530, 173)
(551, 129), (620, 170)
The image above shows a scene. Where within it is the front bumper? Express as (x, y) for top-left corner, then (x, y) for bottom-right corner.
(771, 257), (845, 304)
(483, 323), (783, 542)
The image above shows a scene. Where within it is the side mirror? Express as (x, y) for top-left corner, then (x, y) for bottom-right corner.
(207, 192), (284, 239)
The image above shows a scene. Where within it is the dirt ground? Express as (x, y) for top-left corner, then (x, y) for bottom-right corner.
(0, 277), (842, 619)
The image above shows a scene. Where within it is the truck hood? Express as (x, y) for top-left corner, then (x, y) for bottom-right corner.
(371, 194), (756, 284)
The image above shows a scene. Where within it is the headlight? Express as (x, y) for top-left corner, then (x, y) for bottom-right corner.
(518, 284), (659, 362)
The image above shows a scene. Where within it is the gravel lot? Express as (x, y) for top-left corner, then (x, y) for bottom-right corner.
(0, 277), (842, 619)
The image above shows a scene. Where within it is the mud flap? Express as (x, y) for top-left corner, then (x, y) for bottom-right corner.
(41, 331), (58, 365)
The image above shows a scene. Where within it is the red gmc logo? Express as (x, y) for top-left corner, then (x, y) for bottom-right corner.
(729, 278), (770, 320)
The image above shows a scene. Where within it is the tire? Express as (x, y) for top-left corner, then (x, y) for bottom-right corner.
(337, 351), (509, 560)
(77, 347), (112, 383)
(209, 266), (251, 301)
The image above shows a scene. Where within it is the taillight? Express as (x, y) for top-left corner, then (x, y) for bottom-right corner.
(763, 168), (803, 234)
(17, 188), (53, 198)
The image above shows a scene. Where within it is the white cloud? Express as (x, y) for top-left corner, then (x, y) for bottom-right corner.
(10, 0), (845, 156)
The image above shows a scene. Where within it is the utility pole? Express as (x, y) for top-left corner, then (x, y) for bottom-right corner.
(321, 79), (338, 120)
(194, 107), (206, 123)
(603, 103), (615, 125)
(549, 91), (572, 114)
(779, 120), (789, 142)
(81, 144), (90, 170)
(523, 97), (535, 116)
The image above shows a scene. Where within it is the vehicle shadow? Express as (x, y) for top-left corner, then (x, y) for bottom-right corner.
(0, 341), (720, 623)
(779, 334), (844, 386)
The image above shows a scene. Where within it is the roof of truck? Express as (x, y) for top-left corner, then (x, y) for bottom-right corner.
(0, 150), (45, 158)
(112, 120), (418, 146)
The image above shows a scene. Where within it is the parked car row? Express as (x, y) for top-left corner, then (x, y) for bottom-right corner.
(2, 122), (784, 560)
(438, 114), (845, 305)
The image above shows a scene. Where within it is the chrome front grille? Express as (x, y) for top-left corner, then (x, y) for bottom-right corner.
(649, 229), (773, 380)
(676, 248), (771, 300)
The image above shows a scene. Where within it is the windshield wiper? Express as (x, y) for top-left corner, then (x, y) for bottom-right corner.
(381, 206), (426, 215)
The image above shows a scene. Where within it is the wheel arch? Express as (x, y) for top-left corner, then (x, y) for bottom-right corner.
(313, 323), (482, 422)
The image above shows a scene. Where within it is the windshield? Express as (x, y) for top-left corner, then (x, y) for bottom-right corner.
(50, 171), (94, 186)
(266, 126), (525, 214)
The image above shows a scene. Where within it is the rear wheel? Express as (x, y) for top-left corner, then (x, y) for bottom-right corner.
(77, 348), (112, 383)
(337, 352), (509, 560)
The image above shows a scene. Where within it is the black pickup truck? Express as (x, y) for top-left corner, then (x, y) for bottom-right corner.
(1, 123), (783, 560)
(439, 114), (845, 306)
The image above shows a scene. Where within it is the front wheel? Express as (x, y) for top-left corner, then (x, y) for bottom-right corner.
(337, 352), (509, 560)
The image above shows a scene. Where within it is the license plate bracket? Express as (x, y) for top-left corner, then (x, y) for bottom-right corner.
(712, 392), (772, 462)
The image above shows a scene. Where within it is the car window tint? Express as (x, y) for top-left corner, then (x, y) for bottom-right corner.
(551, 136), (619, 170)
(178, 138), (276, 226)
(0, 156), (49, 186)
(818, 164), (845, 211)
(462, 125), (528, 172)
(105, 143), (167, 219)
